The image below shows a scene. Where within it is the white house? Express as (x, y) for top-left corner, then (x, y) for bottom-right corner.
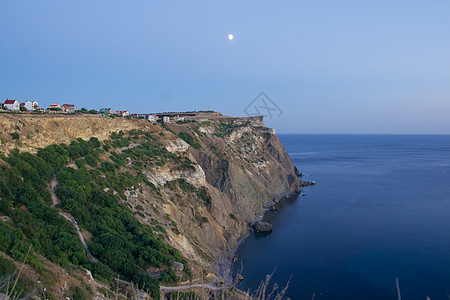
(174, 115), (185, 122)
(147, 115), (158, 122)
(4, 99), (20, 111)
(24, 100), (38, 111)
(163, 116), (170, 123)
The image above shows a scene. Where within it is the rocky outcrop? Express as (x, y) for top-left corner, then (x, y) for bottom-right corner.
(143, 163), (206, 187)
(165, 138), (190, 153)
(252, 220), (273, 232)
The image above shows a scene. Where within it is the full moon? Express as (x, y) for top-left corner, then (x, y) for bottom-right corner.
(228, 34), (234, 40)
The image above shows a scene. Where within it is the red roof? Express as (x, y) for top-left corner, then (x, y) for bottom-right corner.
(20, 103), (25, 106)
(4, 99), (17, 104)
(62, 104), (75, 108)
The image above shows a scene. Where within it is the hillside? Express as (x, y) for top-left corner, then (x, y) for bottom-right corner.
(0, 113), (303, 299)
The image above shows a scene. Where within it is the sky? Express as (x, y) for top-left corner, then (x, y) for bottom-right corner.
(1, 1), (449, 134)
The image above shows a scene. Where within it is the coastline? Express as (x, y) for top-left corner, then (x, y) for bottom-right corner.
(214, 184), (305, 285)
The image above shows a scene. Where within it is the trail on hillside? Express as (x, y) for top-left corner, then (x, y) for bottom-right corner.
(49, 170), (98, 263)
(59, 212), (99, 262)
(50, 174), (59, 207)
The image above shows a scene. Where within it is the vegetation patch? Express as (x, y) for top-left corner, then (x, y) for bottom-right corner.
(0, 132), (194, 299)
(177, 132), (202, 150)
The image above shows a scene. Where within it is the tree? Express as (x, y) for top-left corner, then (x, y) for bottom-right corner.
(19, 106), (27, 112)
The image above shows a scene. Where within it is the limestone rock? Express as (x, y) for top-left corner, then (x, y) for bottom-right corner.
(165, 138), (190, 153)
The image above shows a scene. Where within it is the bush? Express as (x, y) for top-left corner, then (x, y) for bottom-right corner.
(196, 187), (211, 207)
(84, 155), (98, 167)
(230, 213), (238, 222)
(0, 256), (15, 276)
(88, 137), (101, 148)
(10, 132), (19, 140)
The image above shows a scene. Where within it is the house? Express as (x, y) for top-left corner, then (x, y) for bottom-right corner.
(21, 100), (39, 111)
(163, 116), (170, 123)
(147, 115), (158, 122)
(174, 115), (185, 122)
(98, 108), (113, 114)
(4, 99), (20, 111)
(24, 100), (39, 111)
(62, 104), (77, 113)
(116, 110), (129, 117)
(48, 103), (61, 110)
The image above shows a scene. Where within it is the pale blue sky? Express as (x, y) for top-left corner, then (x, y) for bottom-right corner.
(1, 1), (449, 133)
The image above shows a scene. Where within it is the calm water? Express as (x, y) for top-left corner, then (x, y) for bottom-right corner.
(233, 134), (450, 300)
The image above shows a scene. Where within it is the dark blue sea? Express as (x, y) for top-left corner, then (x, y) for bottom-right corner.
(233, 134), (450, 300)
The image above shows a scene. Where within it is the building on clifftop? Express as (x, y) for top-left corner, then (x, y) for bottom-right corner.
(4, 99), (20, 111)
(62, 104), (77, 113)
(147, 115), (158, 122)
(47, 103), (62, 113)
(116, 110), (129, 117)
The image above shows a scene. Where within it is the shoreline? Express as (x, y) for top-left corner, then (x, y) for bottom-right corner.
(213, 183), (305, 285)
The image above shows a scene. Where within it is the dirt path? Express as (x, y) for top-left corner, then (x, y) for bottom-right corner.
(59, 212), (98, 262)
(118, 143), (139, 153)
(50, 174), (59, 207)
(49, 171), (98, 262)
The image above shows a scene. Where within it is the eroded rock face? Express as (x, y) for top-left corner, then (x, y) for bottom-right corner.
(128, 118), (302, 272)
(143, 163), (206, 187)
(165, 138), (190, 153)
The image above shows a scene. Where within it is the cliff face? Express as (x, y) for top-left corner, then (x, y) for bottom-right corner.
(0, 114), (148, 154)
(0, 113), (301, 277)
(151, 118), (302, 269)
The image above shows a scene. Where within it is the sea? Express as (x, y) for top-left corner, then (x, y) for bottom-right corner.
(233, 134), (450, 300)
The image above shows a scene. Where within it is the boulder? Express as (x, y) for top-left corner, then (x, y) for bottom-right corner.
(253, 220), (273, 232)
(173, 261), (184, 271)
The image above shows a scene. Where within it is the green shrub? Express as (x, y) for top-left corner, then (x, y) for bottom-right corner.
(0, 256), (15, 276)
(10, 132), (19, 140)
(84, 154), (98, 167)
(230, 213), (238, 222)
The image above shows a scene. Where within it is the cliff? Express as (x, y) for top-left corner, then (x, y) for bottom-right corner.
(0, 113), (148, 154)
(0, 112), (302, 299)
